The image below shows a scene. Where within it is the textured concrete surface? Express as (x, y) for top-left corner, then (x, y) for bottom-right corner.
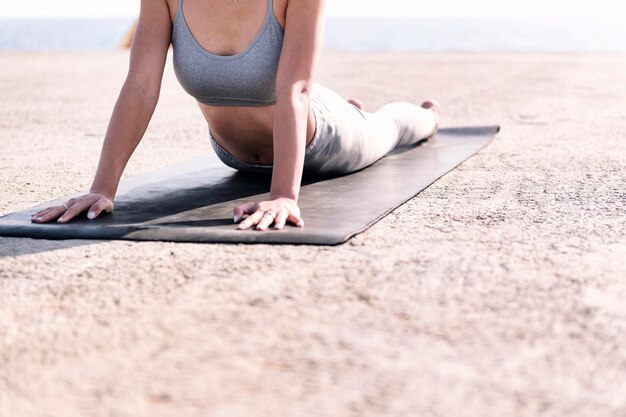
(0, 51), (625, 417)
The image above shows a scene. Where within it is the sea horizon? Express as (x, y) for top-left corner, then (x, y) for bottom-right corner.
(1, 17), (625, 53)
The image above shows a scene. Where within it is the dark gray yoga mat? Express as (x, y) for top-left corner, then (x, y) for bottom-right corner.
(0, 126), (499, 245)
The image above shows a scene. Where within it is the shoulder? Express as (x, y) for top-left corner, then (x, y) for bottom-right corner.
(286, 0), (326, 11)
(282, 0), (326, 33)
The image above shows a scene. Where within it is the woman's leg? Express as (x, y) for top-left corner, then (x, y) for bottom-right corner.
(304, 83), (440, 175)
(363, 100), (439, 156)
(376, 100), (440, 146)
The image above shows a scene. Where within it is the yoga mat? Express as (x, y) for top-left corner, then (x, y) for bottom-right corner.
(0, 126), (499, 245)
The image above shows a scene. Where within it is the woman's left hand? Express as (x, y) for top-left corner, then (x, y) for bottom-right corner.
(233, 197), (304, 230)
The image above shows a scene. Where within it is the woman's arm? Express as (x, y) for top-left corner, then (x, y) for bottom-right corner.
(270, 0), (326, 201)
(33, 0), (172, 224)
(90, 0), (173, 199)
(234, 0), (326, 231)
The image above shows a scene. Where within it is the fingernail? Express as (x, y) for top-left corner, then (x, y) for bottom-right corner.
(88, 211), (96, 219)
(57, 217), (64, 223)
(233, 215), (239, 223)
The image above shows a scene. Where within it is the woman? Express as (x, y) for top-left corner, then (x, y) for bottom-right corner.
(31, 0), (440, 231)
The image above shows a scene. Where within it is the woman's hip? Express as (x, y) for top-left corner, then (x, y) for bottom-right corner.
(208, 82), (393, 176)
(304, 83), (396, 175)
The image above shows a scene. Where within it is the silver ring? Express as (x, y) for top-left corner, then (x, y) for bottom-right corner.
(264, 211), (275, 219)
(61, 203), (69, 210)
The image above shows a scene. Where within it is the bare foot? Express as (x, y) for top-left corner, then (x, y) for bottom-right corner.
(421, 99), (441, 136)
(347, 97), (364, 110)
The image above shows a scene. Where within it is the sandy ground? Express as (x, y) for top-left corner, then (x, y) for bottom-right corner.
(0, 50), (625, 417)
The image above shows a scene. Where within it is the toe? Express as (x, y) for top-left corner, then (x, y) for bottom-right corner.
(421, 99), (441, 114)
(347, 98), (365, 110)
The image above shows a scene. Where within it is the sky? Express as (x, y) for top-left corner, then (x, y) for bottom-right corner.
(0, 0), (624, 19)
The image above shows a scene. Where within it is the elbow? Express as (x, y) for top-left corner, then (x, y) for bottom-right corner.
(124, 76), (161, 103)
(277, 80), (313, 107)
(293, 79), (313, 97)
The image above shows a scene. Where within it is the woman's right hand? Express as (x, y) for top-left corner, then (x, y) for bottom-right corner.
(31, 192), (114, 224)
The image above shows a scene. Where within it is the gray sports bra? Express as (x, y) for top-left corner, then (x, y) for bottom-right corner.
(171, 0), (284, 107)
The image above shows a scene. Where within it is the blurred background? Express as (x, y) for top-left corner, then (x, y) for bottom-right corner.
(0, 0), (625, 52)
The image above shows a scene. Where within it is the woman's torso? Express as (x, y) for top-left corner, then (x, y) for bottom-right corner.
(166, 0), (316, 165)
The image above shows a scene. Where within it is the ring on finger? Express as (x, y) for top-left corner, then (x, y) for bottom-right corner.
(264, 211), (276, 219)
(61, 202), (70, 210)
